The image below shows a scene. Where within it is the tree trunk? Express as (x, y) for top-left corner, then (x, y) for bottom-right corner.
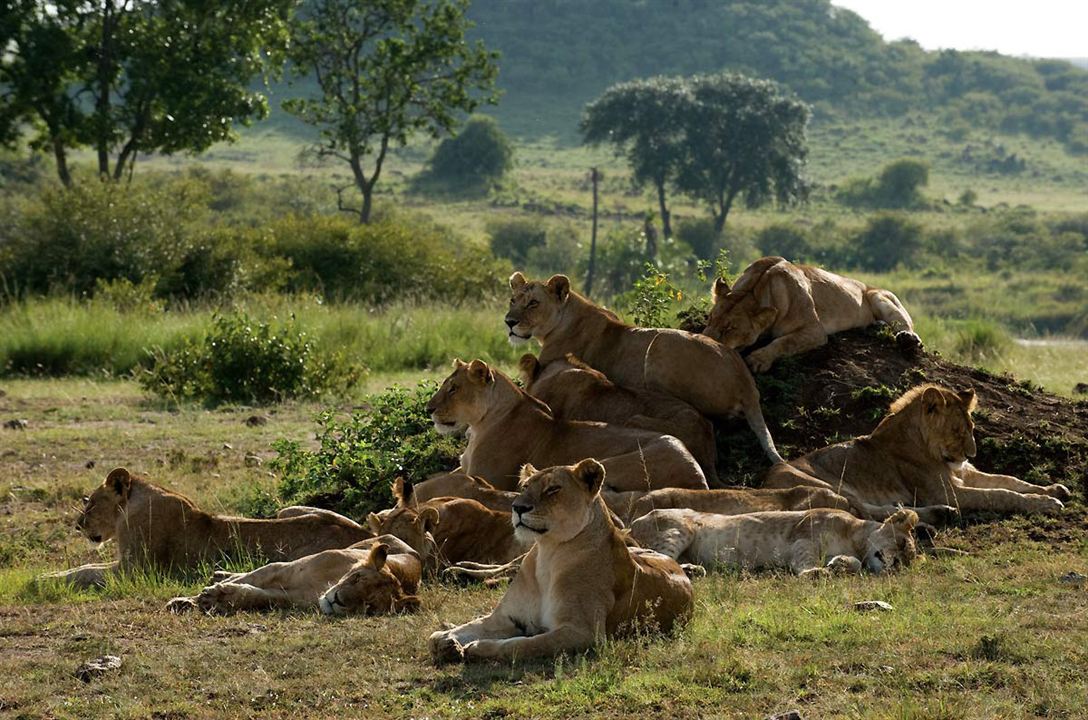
(52, 136), (72, 188)
(714, 187), (740, 234)
(360, 185), (374, 224)
(95, 0), (116, 179)
(585, 167), (600, 298)
(655, 181), (672, 240)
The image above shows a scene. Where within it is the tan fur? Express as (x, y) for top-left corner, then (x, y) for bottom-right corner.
(166, 535), (421, 616)
(602, 484), (853, 525)
(412, 472), (517, 512)
(44, 468), (373, 589)
(630, 507), (920, 578)
(762, 384), (1070, 524)
(703, 257), (921, 372)
(426, 359), (708, 492)
(519, 353), (718, 483)
(504, 272), (782, 464)
(429, 460), (694, 663)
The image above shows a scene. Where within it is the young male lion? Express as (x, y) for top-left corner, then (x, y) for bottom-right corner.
(44, 468), (373, 589)
(166, 536), (421, 616)
(425, 359), (708, 491)
(630, 507), (920, 578)
(504, 271), (783, 465)
(519, 353), (718, 483)
(429, 459), (694, 663)
(762, 384), (1070, 523)
(702, 256), (921, 372)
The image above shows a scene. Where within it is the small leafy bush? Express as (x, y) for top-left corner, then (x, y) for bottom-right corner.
(618, 263), (685, 328)
(140, 312), (361, 404)
(420, 115), (514, 195)
(837, 158), (930, 209)
(262, 382), (464, 518)
(755, 223), (811, 261)
(488, 218), (547, 267)
(853, 212), (924, 272)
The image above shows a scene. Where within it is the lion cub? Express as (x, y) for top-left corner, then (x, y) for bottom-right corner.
(630, 507), (920, 578)
(429, 460), (694, 663)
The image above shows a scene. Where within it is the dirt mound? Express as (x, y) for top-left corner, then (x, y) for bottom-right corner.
(716, 325), (1088, 495)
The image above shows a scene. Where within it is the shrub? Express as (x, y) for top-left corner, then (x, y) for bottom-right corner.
(755, 223), (811, 261)
(525, 223), (583, 275)
(139, 312), (361, 405)
(423, 115), (513, 193)
(837, 158), (930, 209)
(155, 228), (292, 300)
(853, 213), (923, 271)
(675, 217), (721, 261)
(618, 263), (685, 328)
(264, 382), (464, 518)
(487, 218), (547, 266)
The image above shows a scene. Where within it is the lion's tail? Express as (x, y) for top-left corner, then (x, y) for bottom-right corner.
(745, 402), (785, 465)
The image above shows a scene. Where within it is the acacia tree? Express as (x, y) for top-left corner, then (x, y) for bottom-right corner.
(285, 0), (499, 223)
(580, 76), (691, 246)
(677, 73), (811, 233)
(0, 0), (293, 186)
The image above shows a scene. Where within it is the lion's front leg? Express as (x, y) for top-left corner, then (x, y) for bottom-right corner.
(196, 582), (294, 614)
(949, 485), (1064, 516)
(429, 611), (524, 664)
(955, 463), (1071, 501)
(789, 539), (828, 579)
(745, 326), (827, 374)
(40, 561), (118, 590)
(464, 624), (599, 663)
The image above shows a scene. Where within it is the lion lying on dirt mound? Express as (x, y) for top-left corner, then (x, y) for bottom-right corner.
(763, 384), (1070, 523)
(504, 271), (783, 465)
(44, 468), (373, 589)
(429, 460), (694, 663)
(519, 353), (718, 483)
(426, 359), (708, 491)
(166, 535), (421, 616)
(602, 484), (853, 525)
(702, 256), (922, 372)
(630, 507), (920, 578)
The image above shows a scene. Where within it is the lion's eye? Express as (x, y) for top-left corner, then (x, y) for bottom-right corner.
(448, 386), (457, 395)
(528, 300), (539, 309)
(543, 486), (560, 497)
(82, 496), (90, 506)
(509, 297), (516, 305)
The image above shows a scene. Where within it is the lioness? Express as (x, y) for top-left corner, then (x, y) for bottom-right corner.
(702, 257), (921, 372)
(519, 353), (718, 483)
(45, 468), (373, 589)
(429, 459), (694, 663)
(412, 472), (517, 512)
(762, 385), (1070, 523)
(602, 484), (853, 525)
(630, 507), (920, 578)
(505, 272), (783, 465)
(426, 359), (708, 492)
(167, 536), (421, 616)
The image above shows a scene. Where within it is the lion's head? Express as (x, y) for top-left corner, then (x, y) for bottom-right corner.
(426, 359), (496, 435)
(505, 272), (571, 345)
(318, 543), (422, 616)
(77, 468), (133, 543)
(862, 508), (919, 573)
(511, 459), (606, 544)
(703, 277), (778, 347)
(368, 478), (439, 568)
(891, 384), (978, 468)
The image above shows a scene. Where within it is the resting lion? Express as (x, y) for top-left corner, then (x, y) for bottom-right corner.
(602, 484), (853, 525)
(762, 384), (1070, 524)
(702, 257), (921, 372)
(630, 507), (920, 578)
(426, 359), (708, 492)
(505, 272), (782, 465)
(44, 468), (373, 589)
(412, 472), (517, 512)
(167, 536), (421, 616)
(429, 459), (694, 663)
(519, 353), (718, 483)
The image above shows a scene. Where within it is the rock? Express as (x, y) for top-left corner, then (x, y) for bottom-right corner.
(244, 415), (268, 427)
(244, 453), (263, 468)
(1074, 383), (1088, 395)
(1060, 571), (1087, 587)
(3, 419), (29, 430)
(85, 460), (96, 469)
(222, 443), (233, 450)
(853, 600), (894, 612)
(767, 712), (804, 720)
(75, 655), (122, 682)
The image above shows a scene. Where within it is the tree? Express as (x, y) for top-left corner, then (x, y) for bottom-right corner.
(580, 76), (691, 244)
(1, 0), (293, 186)
(285, 0), (499, 223)
(676, 73), (810, 233)
(424, 114), (513, 193)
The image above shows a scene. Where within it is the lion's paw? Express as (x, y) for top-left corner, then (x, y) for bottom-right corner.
(895, 330), (923, 353)
(745, 351), (775, 374)
(166, 596), (199, 614)
(429, 631), (466, 665)
(1045, 484), (1072, 502)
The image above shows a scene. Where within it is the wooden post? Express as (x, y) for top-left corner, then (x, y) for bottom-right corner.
(586, 166), (601, 298)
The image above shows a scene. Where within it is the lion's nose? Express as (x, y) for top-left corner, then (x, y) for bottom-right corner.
(512, 503), (532, 517)
(425, 401), (436, 414)
(505, 316), (518, 329)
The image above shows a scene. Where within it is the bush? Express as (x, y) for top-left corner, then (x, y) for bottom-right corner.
(525, 223), (583, 275)
(755, 223), (811, 261)
(618, 263), (685, 328)
(264, 382), (464, 518)
(423, 115), (514, 194)
(139, 312), (361, 405)
(837, 158), (930, 209)
(487, 218), (547, 267)
(853, 213), (923, 271)
(156, 228), (292, 300)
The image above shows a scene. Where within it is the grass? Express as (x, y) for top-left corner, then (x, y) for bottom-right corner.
(1, 378), (1086, 718)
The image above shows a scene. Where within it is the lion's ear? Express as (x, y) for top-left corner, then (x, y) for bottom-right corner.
(466, 359), (494, 385)
(418, 506), (440, 532)
(469, 475), (495, 490)
(885, 508), (919, 532)
(921, 386), (945, 414)
(392, 477), (414, 508)
(452, 357), (467, 369)
(106, 468), (132, 500)
(959, 388), (978, 413)
(573, 458), (606, 496)
(367, 543), (389, 571)
(712, 276), (730, 301)
(367, 512), (383, 534)
(753, 307), (778, 333)
(518, 463), (538, 485)
(546, 274), (570, 302)
(518, 354), (541, 384)
(509, 271), (528, 291)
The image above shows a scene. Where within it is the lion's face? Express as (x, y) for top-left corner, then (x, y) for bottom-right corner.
(511, 459), (606, 544)
(704, 282), (777, 347)
(918, 387), (978, 468)
(504, 272), (570, 345)
(426, 360), (495, 434)
(76, 468), (132, 543)
(367, 506), (439, 565)
(318, 544), (421, 616)
(862, 509), (919, 573)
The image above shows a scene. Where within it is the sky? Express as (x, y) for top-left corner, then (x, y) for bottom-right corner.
(832, 1), (1087, 59)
